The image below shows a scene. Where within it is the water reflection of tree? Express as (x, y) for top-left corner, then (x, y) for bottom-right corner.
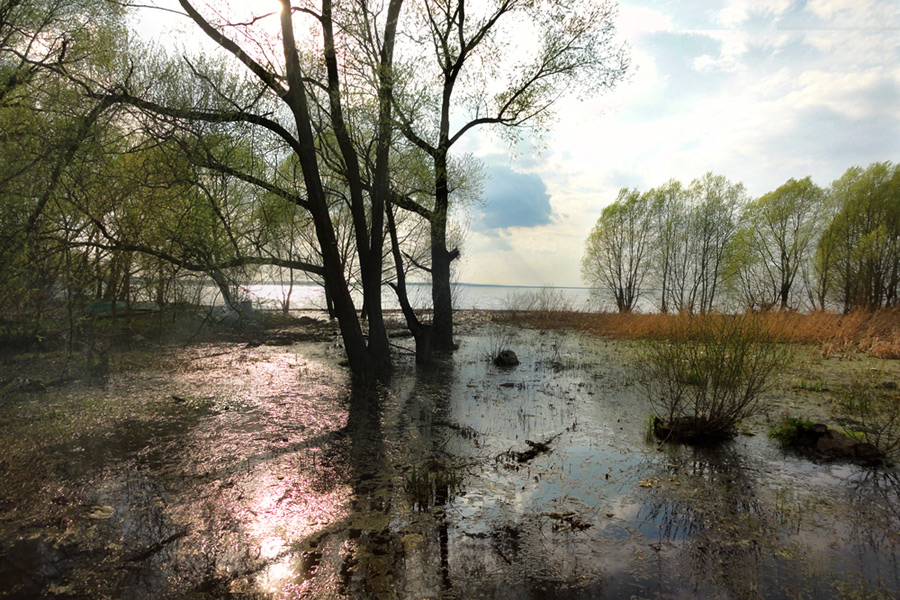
(634, 445), (795, 599)
(288, 354), (461, 598)
(839, 468), (900, 594)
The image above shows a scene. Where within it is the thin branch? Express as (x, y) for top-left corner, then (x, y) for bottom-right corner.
(178, 0), (287, 97)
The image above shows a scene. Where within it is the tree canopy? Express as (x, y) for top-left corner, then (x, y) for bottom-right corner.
(583, 163), (900, 314)
(0, 0), (629, 384)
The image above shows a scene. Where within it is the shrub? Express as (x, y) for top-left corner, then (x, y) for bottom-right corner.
(833, 376), (900, 460)
(636, 313), (791, 443)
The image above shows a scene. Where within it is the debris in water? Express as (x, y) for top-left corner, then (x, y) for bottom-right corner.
(497, 429), (569, 463)
(87, 505), (115, 519)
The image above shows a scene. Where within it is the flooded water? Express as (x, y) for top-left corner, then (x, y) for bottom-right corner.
(1, 321), (898, 599)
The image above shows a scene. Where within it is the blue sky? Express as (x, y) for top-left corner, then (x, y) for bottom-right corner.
(460, 0), (900, 286)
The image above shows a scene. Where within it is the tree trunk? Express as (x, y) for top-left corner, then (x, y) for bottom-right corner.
(282, 267), (293, 315)
(387, 200), (433, 364)
(430, 150), (454, 352)
(279, 0), (380, 384)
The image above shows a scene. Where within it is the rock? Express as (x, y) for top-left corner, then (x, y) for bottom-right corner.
(787, 422), (885, 463)
(854, 442), (880, 460)
(494, 350), (519, 367)
(790, 423), (828, 448)
(809, 423), (829, 436)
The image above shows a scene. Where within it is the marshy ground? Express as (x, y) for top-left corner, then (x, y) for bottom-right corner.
(1, 311), (899, 599)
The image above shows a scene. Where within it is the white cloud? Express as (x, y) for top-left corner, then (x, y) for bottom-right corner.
(616, 4), (674, 37)
(806, 0), (900, 29)
(718, 0), (793, 28)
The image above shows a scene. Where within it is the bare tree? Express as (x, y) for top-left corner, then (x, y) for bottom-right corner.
(393, 0), (629, 351)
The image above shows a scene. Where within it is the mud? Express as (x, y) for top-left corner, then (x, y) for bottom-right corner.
(1, 317), (899, 599)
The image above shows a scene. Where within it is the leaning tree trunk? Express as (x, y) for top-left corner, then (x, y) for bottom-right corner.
(387, 201), (433, 364)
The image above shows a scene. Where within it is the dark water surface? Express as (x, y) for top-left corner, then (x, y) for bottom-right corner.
(1, 322), (898, 599)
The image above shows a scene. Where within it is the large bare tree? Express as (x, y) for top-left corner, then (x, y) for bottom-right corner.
(392, 0), (629, 351)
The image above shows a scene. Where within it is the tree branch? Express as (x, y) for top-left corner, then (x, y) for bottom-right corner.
(93, 90), (306, 159)
(178, 0), (287, 97)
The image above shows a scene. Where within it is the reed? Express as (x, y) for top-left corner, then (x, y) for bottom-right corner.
(494, 307), (900, 358)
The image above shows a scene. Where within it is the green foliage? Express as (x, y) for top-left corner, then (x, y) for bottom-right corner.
(637, 313), (791, 442)
(768, 416), (816, 445)
(817, 162), (900, 311)
(795, 378), (827, 392)
(586, 163), (900, 314)
(729, 177), (825, 311)
(583, 188), (653, 313)
(585, 173), (745, 314)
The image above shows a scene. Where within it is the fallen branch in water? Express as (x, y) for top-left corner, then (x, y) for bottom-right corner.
(496, 428), (569, 464)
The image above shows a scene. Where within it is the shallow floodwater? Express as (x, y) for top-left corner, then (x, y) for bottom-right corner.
(1, 322), (899, 599)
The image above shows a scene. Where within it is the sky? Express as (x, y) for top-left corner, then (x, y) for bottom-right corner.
(136, 1), (900, 289)
(458, 0), (900, 287)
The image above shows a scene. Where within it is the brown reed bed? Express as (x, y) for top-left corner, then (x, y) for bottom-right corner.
(492, 308), (900, 359)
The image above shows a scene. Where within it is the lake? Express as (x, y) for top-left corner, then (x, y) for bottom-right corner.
(223, 282), (603, 312)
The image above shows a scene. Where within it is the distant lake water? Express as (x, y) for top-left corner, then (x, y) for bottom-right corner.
(218, 282), (603, 312)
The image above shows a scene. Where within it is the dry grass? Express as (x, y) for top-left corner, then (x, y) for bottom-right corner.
(493, 308), (900, 359)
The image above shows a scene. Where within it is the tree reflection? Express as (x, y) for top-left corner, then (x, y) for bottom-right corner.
(634, 445), (795, 598)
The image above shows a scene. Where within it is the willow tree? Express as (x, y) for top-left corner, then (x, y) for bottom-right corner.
(0, 0), (125, 336)
(818, 162), (900, 311)
(393, 0), (629, 351)
(729, 177), (824, 311)
(645, 179), (686, 313)
(76, 0), (408, 384)
(582, 188), (652, 313)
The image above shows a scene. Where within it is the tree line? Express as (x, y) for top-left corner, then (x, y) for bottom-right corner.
(0, 0), (629, 384)
(582, 163), (900, 314)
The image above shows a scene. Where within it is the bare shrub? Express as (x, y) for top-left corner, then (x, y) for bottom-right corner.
(833, 376), (900, 460)
(483, 326), (515, 363)
(495, 287), (580, 327)
(636, 313), (791, 443)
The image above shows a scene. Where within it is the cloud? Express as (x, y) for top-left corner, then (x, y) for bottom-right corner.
(760, 105), (900, 179)
(805, 0), (900, 29)
(458, 0), (900, 286)
(718, 0), (792, 28)
(474, 166), (554, 233)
